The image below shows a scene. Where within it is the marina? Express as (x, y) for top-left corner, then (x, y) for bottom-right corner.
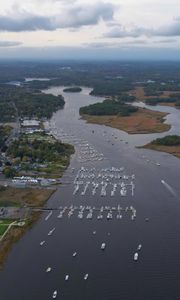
(0, 86), (180, 300)
(53, 205), (137, 221)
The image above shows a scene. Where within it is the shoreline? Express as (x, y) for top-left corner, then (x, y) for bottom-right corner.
(0, 188), (55, 266)
(0, 129), (75, 266)
(81, 108), (170, 134)
(140, 143), (180, 159)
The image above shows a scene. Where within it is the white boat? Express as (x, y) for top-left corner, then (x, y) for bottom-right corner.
(84, 273), (88, 280)
(73, 252), (77, 257)
(134, 253), (138, 261)
(107, 213), (112, 220)
(93, 231), (96, 235)
(137, 244), (142, 250)
(48, 228), (55, 236)
(65, 275), (69, 281)
(40, 241), (45, 246)
(52, 290), (57, 299)
(46, 267), (52, 273)
(101, 243), (106, 250)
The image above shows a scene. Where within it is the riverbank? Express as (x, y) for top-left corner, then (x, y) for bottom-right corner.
(142, 144), (180, 158)
(81, 107), (170, 134)
(141, 135), (180, 159)
(0, 187), (55, 266)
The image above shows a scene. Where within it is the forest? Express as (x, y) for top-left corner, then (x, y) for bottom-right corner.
(80, 98), (138, 116)
(0, 126), (12, 148)
(0, 85), (65, 121)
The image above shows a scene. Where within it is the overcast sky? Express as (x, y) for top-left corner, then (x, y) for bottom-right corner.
(0, 0), (180, 60)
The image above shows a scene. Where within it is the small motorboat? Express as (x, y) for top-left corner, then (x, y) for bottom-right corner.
(73, 252), (77, 257)
(65, 275), (69, 281)
(52, 290), (57, 299)
(84, 273), (88, 280)
(46, 267), (52, 273)
(101, 243), (106, 250)
(40, 241), (45, 246)
(48, 228), (55, 236)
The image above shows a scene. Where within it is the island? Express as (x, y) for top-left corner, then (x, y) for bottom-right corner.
(141, 135), (180, 158)
(80, 98), (170, 134)
(63, 87), (82, 93)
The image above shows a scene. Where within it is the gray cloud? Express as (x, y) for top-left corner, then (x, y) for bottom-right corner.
(0, 40), (22, 47)
(153, 38), (177, 43)
(0, 2), (115, 32)
(104, 26), (145, 38)
(104, 20), (180, 39)
(84, 42), (119, 48)
(0, 15), (54, 32)
(84, 40), (147, 48)
(154, 20), (180, 36)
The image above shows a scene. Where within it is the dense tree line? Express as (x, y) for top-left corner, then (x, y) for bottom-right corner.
(63, 87), (82, 93)
(152, 135), (180, 146)
(80, 98), (138, 117)
(0, 126), (11, 148)
(145, 97), (177, 105)
(0, 85), (65, 121)
(7, 135), (74, 164)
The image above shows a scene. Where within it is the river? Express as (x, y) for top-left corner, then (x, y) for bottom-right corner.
(0, 87), (180, 300)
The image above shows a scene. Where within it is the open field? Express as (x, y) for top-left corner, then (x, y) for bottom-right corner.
(0, 212), (40, 266)
(0, 188), (55, 266)
(0, 187), (55, 207)
(130, 86), (177, 107)
(82, 108), (170, 134)
(142, 144), (180, 159)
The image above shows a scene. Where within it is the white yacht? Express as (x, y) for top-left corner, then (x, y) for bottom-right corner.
(73, 252), (77, 257)
(84, 273), (89, 280)
(52, 290), (57, 299)
(134, 253), (138, 261)
(40, 241), (45, 246)
(46, 267), (52, 273)
(101, 243), (106, 250)
(65, 275), (69, 281)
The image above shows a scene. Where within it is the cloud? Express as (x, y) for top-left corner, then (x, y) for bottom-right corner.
(104, 19), (180, 39)
(0, 15), (54, 31)
(84, 42), (119, 48)
(153, 38), (177, 43)
(104, 25), (145, 38)
(0, 40), (22, 47)
(154, 20), (180, 36)
(0, 2), (115, 32)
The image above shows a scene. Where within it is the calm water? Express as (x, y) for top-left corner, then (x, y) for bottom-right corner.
(0, 87), (180, 300)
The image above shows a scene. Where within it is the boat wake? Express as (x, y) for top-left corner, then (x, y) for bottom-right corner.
(161, 180), (177, 198)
